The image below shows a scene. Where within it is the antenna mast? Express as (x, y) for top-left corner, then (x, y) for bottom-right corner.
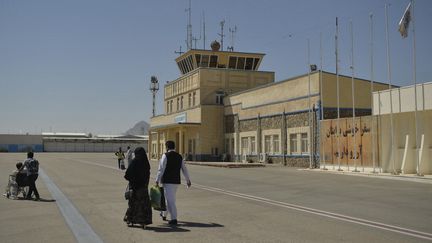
(202, 11), (206, 50)
(228, 26), (237, 51)
(186, 0), (192, 50)
(218, 20), (225, 51)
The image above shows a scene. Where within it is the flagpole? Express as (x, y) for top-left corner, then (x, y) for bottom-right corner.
(370, 13), (377, 173)
(385, 4), (396, 174)
(320, 32), (327, 170)
(349, 19), (359, 172)
(336, 17), (342, 171)
(411, 0), (420, 176)
(308, 38), (312, 169)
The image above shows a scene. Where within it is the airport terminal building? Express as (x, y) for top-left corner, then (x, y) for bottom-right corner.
(149, 44), (390, 166)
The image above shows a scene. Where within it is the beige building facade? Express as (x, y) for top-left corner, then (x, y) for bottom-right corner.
(224, 71), (390, 166)
(149, 48), (274, 160)
(149, 45), (391, 166)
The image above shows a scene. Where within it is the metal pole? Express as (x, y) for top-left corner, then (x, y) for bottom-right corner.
(308, 39), (312, 169)
(152, 93), (156, 117)
(336, 17), (342, 171)
(411, 0), (420, 176)
(320, 32), (327, 170)
(385, 4), (396, 174)
(370, 13), (377, 173)
(350, 19), (359, 172)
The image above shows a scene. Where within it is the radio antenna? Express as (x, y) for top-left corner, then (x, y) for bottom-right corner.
(228, 25), (237, 51)
(185, 0), (192, 50)
(202, 11), (206, 49)
(218, 20), (225, 51)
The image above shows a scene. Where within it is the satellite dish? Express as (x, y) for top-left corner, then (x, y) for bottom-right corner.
(211, 40), (221, 51)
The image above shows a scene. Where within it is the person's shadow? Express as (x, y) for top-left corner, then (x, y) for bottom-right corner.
(17, 197), (56, 202)
(144, 221), (224, 233)
(35, 198), (56, 202)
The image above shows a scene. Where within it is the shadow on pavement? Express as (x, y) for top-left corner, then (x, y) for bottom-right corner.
(36, 198), (56, 202)
(178, 221), (224, 228)
(15, 197), (56, 202)
(143, 221), (224, 233)
(142, 225), (191, 232)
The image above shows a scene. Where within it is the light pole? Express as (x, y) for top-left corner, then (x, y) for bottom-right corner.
(150, 76), (159, 117)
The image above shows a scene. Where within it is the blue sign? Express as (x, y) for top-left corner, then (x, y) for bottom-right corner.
(174, 113), (187, 123)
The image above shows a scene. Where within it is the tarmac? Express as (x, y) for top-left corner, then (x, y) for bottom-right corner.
(1, 153), (431, 243)
(186, 161), (432, 184)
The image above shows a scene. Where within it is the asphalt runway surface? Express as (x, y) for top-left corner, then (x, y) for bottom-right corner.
(1, 153), (431, 243)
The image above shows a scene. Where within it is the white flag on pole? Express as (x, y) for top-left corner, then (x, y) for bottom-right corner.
(398, 2), (412, 38)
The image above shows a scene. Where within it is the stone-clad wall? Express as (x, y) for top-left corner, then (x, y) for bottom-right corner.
(226, 111), (319, 168)
(261, 116), (282, 130)
(286, 112), (310, 128)
(239, 119), (257, 132)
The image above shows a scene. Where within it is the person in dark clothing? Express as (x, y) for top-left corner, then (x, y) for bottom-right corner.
(124, 147), (152, 228)
(19, 152), (40, 201)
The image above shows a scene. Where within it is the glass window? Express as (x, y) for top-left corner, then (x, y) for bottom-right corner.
(273, 135), (280, 154)
(195, 54), (201, 67)
(209, 55), (218, 68)
(188, 139), (192, 153)
(188, 93), (192, 107)
(225, 139), (230, 154)
(166, 101), (170, 113)
(264, 135), (271, 153)
(180, 60), (188, 74)
(236, 57), (245, 69)
(241, 137), (248, 155)
(245, 58), (254, 70)
(250, 137), (256, 154)
(180, 96), (184, 110)
(193, 92), (196, 106)
(290, 134), (298, 154)
(187, 55), (195, 70)
(301, 133), (308, 153)
(200, 55), (209, 67)
(216, 93), (224, 105)
(228, 56), (237, 69)
(253, 58), (260, 70)
(170, 100), (173, 112)
(177, 97), (179, 111)
(177, 63), (185, 74)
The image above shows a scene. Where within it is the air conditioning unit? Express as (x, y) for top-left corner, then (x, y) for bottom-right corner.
(259, 153), (267, 163)
(242, 154), (248, 163)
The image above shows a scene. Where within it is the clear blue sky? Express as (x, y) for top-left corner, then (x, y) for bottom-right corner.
(1, 0), (431, 135)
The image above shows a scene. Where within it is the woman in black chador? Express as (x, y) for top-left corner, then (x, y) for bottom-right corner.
(124, 147), (152, 227)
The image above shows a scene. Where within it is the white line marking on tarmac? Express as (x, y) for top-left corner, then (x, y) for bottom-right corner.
(70, 158), (432, 241)
(39, 168), (103, 243)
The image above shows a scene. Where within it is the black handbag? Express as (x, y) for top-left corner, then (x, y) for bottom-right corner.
(124, 184), (132, 200)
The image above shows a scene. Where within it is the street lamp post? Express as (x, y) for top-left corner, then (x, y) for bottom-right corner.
(150, 76), (159, 117)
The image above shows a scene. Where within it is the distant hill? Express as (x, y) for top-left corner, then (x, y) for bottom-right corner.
(125, 121), (149, 135)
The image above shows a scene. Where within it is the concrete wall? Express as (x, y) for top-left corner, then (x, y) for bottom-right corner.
(43, 139), (147, 153)
(373, 82), (432, 175)
(0, 134), (43, 152)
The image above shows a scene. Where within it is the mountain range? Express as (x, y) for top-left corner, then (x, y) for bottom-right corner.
(125, 121), (149, 135)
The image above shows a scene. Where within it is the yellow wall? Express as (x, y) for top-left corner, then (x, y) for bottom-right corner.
(322, 72), (390, 109)
(225, 72), (320, 118)
(198, 106), (224, 154)
(150, 107), (202, 127)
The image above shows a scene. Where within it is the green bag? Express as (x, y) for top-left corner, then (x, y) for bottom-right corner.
(150, 185), (162, 210)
